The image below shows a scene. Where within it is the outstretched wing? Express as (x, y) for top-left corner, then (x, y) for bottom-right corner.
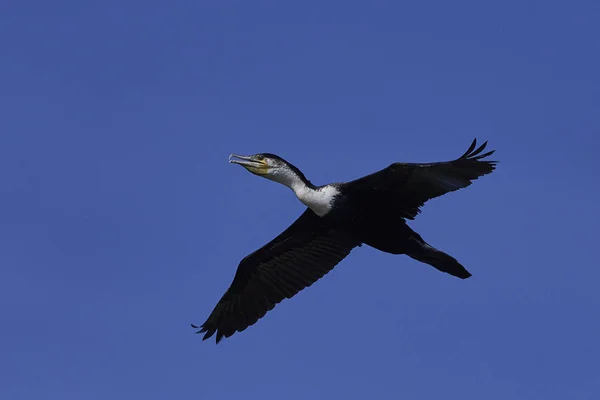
(347, 139), (497, 219)
(194, 209), (360, 343)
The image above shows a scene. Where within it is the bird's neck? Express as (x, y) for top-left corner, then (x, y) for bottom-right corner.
(289, 180), (338, 217)
(269, 167), (339, 217)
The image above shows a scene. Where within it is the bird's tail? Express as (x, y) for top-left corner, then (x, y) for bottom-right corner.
(405, 236), (471, 279)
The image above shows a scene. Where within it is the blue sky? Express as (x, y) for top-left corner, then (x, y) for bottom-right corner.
(1, 1), (599, 398)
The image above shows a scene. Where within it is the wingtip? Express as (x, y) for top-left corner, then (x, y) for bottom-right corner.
(466, 138), (478, 155)
(191, 322), (211, 335)
(459, 138), (497, 163)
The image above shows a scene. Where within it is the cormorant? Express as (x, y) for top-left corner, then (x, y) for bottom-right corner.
(193, 139), (496, 343)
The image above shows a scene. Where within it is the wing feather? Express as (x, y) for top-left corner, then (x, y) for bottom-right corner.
(194, 209), (359, 343)
(347, 138), (497, 219)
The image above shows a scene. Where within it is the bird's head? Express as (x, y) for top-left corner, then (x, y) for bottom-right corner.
(229, 153), (310, 188)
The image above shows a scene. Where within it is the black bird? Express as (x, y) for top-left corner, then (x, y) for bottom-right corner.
(193, 139), (497, 343)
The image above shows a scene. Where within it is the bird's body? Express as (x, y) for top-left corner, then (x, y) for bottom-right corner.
(194, 139), (497, 343)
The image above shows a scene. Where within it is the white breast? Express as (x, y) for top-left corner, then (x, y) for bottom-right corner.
(295, 185), (339, 217)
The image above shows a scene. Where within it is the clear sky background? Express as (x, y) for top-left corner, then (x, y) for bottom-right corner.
(1, 1), (599, 399)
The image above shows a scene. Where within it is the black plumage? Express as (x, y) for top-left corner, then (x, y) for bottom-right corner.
(194, 139), (497, 343)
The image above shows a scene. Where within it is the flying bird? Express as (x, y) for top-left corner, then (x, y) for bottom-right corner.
(193, 139), (497, 343)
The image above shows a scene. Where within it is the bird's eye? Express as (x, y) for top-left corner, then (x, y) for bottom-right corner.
(256, 155), (264, 160)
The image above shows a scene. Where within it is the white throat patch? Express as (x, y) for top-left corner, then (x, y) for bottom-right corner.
(264, 164), (339, 217)
(294, 185), (339, 217)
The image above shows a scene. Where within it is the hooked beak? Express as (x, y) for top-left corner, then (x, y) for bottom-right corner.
(229, 154), (269, 174)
